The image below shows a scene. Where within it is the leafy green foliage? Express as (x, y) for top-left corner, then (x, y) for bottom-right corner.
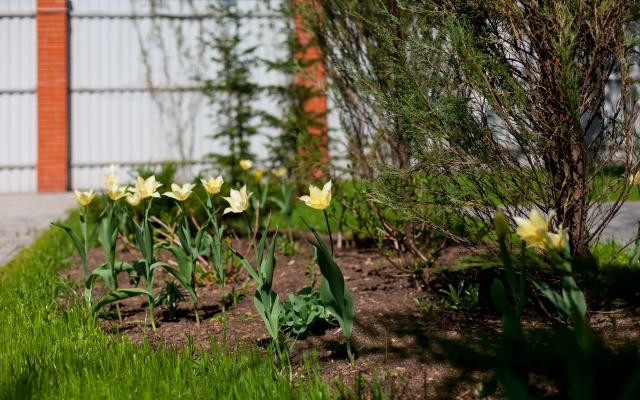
(280, 286), (332, 336)
(301, 217), (356, 365)
(225, 216), (282, 341)
(202, 1), (262, 185)
(155, 280), (188, 319)
(438, 280), (481, 311)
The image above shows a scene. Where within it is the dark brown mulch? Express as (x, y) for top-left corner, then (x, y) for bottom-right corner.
(60, 232), (640, 399)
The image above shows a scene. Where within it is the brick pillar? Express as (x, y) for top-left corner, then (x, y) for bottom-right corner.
(37, 0), (69, 192)
(295, 1), (328, 177)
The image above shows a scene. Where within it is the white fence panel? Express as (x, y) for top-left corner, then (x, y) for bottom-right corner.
(69, 0), (289, 190)
(0, 0), (36, 194)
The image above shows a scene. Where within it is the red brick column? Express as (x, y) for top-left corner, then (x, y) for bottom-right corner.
(37, 0), (69, 192)
(295, 1), (328, 177)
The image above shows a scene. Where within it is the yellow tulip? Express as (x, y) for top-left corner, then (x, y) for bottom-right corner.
(514, 209), (553, 249)
(163, 183), (196, 201)
(103, 164), (120, 186)
(253, 170), (263, 180)
(630, 172), (640, 186)
(273, 167), (287, 178)
(239, 159), (253, 170)
(544, 224), (569, 252)
(71, 189), (96, 206)
(298, 180), (332, 210)
(128, 175), (162, 199)
(126, 193), (141, 207)
(222, 185), (253, 215)
(105, 183), (129, 201)
(201, 175), (224, 194)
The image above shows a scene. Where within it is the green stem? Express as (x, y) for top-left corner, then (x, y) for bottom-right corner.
(221, 284), (226, 314)
(194, 303), (200, 325)
(346, 340), (355, 367)
(243, 211), (259, 266)
(323, 209), (334, 259)
(115, 302), (123, 325)
(148, 294), (157, 331)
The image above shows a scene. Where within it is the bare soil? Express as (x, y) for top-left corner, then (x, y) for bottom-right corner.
(60, 232), (640, 399)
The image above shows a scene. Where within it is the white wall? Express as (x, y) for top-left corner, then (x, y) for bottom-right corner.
(0, 0), (37, 193)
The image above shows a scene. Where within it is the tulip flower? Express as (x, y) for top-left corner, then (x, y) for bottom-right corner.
(629, 172), (640, 186)
(103, 164), (120, 186)
(71, 189), (96, 206)
(126, 193), (141, 207)
(298, 180), (332, 210)
(273, 167), (287, 178)
(515, 209), (568, 253)
(239, 159), (253, 170)
(253, 170), (263, 180)
(545, 226), (569, 252)
(201, 175), (224, 194)
(128, 175), (162, 199)
(105, 183), (129, 201)
(222, 185), (253, 215)
(515, 209), (553, 249)
(163, 183), (196, 201)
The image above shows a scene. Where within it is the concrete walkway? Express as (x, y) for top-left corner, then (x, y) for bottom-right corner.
(599, 202), (640, 245)
(0, 192), (74, 266)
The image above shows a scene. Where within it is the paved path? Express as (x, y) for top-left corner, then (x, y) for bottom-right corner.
(0, 193), (74, 266)
(599, 202), (640, 245)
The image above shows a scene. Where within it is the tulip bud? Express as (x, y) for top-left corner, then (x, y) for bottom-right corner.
(494, 211), (509, 240)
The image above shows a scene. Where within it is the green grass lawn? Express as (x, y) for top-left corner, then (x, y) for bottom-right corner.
(0, 216), (387, 400)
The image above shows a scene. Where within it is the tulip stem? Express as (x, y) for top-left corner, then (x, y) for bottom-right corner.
(323, 210), (334, 259)
(243, 211), (258, 266)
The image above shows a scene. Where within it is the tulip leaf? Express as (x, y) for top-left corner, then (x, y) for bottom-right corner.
(194, 217), (212, 258)
(267, 197), (285, 210)
(86, 263), (115, 292)
(254, 287), (280, 340)
(224, 244), (260, 284)
(262, 227), (279, 292)
(320, 276), (354, 340)
(166, 246), (192, 286)
(90, 288), (151, 314)
(126, 211), (148, 261)
(306, 235), (345, 311)
(300, 217), (332, 258)
(114, 261), (134, 272)
(132, 260), (149, 281)
(51, 222), (88, 277)
(257, 214), (272, 267)
(154, 262), (198, 304)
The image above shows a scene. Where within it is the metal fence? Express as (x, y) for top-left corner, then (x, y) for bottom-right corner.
(0, 0), (290, 193)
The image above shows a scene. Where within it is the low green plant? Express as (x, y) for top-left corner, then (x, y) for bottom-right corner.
(196, 181), (228, 313)
(438, 280), (481, 311)
(224, 204), (286, 359)
(301, 219), (355, 362)
(413, 298), (437, 318)
(305, 259), (319, 279)
(155, 280), (187, 320)
(277, 235), (299, 255)
(280, 286), (332, 336)
(53, 187), (150, 316)
(51, 191), (102, 304)
(156, 184), (214, 325)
